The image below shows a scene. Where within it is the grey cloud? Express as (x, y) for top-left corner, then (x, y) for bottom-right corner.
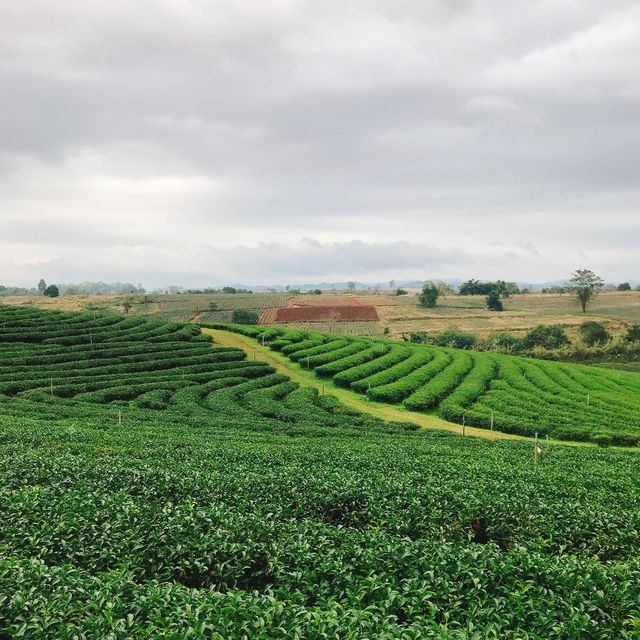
(0, 0), (639, 285)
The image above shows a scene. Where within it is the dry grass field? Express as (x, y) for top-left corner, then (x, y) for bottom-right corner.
(2, 290), (639, 341)
(365, 291), (640, 340)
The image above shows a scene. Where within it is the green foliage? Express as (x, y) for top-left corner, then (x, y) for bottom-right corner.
(394, 288), (408, 296)
(227, 323), (640, 445)
(1, 307), (640, 638)
(488, 331), (522, 351)
(486, 290), (503, 311)
(617, 282), (632, 291)
(43, 284), (59, 297)
(524, 324), (570, 349)
(407, 330), (477, 349)
(570, 268), (604, 313)
(417, 281), (439, 308)
(232, 309), (259, 324)
(625, 324), (640, 343)
(580, 321), (611, 346)
(459, 280), (519, 297)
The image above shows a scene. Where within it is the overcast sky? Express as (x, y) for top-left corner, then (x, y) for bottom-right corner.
(1, 0), (639, 287)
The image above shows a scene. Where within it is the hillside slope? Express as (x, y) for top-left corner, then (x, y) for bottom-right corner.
(1, 307), (639, 638)
(205, 323), (640, 446)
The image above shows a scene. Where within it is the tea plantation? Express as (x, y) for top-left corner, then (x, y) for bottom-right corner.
(210, 324), (640, 447)
(1, 306), (639, 638)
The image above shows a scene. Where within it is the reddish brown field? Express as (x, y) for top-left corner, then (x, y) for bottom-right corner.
(274, 305), (379, 322)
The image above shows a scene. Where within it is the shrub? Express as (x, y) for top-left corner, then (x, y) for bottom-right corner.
(579, 321), (610, 346)
(523, 325), (570, 350)
(488, 332), (521, 352)
(436, 330), (477, 350)
(231, 309), (259, 324)
(625, 324), (640, 343)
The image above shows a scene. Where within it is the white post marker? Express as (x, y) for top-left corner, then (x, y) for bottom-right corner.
(587, 394), (590, 406)
(462, 414), (466, 436)
(118, 410), (122, 426)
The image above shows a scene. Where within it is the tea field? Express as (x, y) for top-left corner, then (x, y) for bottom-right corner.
(1, 307), (639, 638)
(208, 324), (640, 447)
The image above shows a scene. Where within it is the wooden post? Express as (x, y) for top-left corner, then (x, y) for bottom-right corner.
(462, 414), (466, 436)
(490, 410), (494, 431)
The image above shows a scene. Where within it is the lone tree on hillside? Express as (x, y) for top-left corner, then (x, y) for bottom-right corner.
(617, 282), (631, 291)
(417, 281), (439, 308)
(570, 268), (604, 313)
(43, 284), (59, 298)
(37, 279), (47, 295)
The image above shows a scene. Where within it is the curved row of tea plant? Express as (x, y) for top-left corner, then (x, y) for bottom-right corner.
(1, 307), (639, 638)
(210, 323), (640, 445)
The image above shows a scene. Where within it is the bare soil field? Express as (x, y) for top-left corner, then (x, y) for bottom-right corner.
(274, 305), (379, 322)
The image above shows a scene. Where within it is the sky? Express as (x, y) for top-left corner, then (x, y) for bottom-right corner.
(1, 0), (639, 288)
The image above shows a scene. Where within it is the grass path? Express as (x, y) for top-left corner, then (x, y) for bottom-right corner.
(202, 328), (527, 442)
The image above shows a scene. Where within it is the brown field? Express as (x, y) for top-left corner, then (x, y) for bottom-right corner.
(2, 290), (639, 341)
(274, 305), (379, 322)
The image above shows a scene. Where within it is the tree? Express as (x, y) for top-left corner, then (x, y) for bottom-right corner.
(232, 309), (259, 324)
(347, 281), (356, 292)
(37, 279), (47, 295)
(579, 321), (610, 346)
(394, 288), (408, 296)
(389, 280), (395, 290)
(486, 290), (503, 311)
(417, 281), (439, 308)
(222, 286), (237, 294)
(436, 282), (456, 298)
(570, 268), (604, 313)
(43, 284), (59, 298)
(617, 282), (631, 291)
